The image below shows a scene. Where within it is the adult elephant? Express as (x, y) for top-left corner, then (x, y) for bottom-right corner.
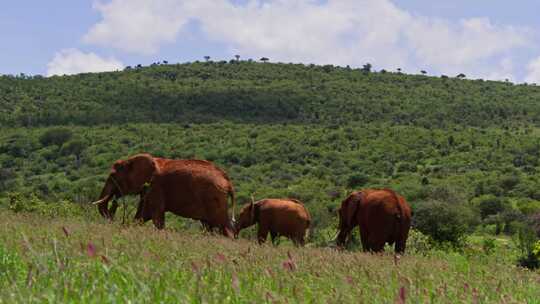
(336, 189), (411, 254)
(234, 198), (311, 246)
(135, 158), (237, 237)
(92, 153), (236, 237)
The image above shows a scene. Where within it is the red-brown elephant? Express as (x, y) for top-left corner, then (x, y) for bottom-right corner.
(92, 153), (236, 237)
(136, 157), (237, 237)
(336, 189), (411, 254)
(234, 198), (311, 246)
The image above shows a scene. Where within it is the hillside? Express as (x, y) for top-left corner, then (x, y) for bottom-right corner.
(2, 61), (540, 128)
(1, 61), (540, 247)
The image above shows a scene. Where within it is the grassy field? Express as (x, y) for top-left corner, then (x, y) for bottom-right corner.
(0, 210), (538, 303)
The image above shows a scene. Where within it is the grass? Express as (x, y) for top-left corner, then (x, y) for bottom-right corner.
(0, 210), (539, 303)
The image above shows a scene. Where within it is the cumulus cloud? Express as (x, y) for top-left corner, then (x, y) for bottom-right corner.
(406, 17), (529, 76)
(82, 0), (533, 79)
(524, 56), (540, 84)
(84, 0), (190, 55)
(47, 49), (123, 76)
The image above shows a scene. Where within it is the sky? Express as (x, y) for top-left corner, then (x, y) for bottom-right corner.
(2, 0), (540, 83)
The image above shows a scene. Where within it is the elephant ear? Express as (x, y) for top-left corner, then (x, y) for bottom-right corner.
(126, 154), (158, 192)
(342, 192), (361, 228)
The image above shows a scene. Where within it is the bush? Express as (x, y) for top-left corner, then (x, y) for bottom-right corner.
(413, 200), (476, 247)
(39, 128), (73, 146)
(482, 237), (497, 255)
(7, 192), (84, 217)
(471, 194), (509, 220)
(346, 172), (369, 188)
(406, 229), (432, 254)
(515, 225), (540, 269)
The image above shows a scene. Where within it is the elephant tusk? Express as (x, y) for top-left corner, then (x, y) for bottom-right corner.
(90, 194), (112, 205)
(331, 230), (340, 242)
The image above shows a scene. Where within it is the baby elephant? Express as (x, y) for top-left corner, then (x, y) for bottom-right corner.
(235, 198), (311, 246)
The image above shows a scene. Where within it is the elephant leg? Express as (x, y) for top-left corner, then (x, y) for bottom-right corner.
(395, 238), (406, 254)
(133, 198), (144, 222)
(108, 200), (119, 220)
(293, 233), (305, 247)
(204, 195), (235, 239)
(257, 226), (269, 244)
(146, 188), (165, 230)
(201, 220), (213, 232)
(222, 222), (235, 239)
(359, 228), (370, 252)
(368, 236), (386, 253)
(152, 209), (165, 230)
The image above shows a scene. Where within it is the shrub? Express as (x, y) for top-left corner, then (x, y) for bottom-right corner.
(471, 194), (509, 220)
(61, 139), (87, 157)
(346, 173), (369, 188)
(515, 225), (540, 269)
(406, 229), (432, 254)
(482, 237), (497, 255)
(413, 200), (475, 247)
(39, 128), (73, 146)
(517, 199), (540, 215)
(7, 192), (84, 218)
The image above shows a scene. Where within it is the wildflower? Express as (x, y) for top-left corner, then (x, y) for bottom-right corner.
(86, 243), (96, 258)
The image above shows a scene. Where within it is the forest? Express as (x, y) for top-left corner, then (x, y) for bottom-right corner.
(1, 61), (540, 265)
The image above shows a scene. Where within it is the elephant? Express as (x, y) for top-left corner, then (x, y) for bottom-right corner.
(135, 156), (237, 237)
(93, 154), (172, 220)
(92, 153), (236, 237)
(234, 198), (311, 246)
(336, 189), (411, 254)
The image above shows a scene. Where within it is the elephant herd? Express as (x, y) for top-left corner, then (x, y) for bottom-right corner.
(92, 153), (412, 253)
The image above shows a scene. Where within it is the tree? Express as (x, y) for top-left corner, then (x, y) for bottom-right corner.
(421, 70), (427, 75)
(361, 63), (372, 73)
(260, 57), (269, 63)
(414, 200), (476, 246)
(61, 139), (87, 168)
(397, 68), (402, 73)
(457, 73), (466, 79)
(39, 128), (73, 146)
(204, 56), (211, 62)
(235, 55), (240, 62)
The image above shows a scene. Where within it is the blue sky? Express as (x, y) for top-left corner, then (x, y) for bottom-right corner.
(2, 0), (540, 83)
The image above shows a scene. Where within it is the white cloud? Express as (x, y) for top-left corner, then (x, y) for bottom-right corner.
(525, 56), (540, 84)
(406, 17), (528, 75)
(84, 0), (190, 55)
(187, 0), (413, 68)
(82, 0), (533, 79)
(47, 49), (123, 76)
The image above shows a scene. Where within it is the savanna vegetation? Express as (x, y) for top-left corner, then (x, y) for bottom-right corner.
(1, 61), (540, 302)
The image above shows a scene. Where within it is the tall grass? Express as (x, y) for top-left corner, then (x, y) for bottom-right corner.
(0, 211), (538, 303)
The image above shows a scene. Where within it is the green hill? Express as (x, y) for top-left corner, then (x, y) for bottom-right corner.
(3, 61), (540, 128)
(1, 61), (540, 245)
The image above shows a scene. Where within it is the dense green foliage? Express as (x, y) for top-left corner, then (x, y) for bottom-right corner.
(3, 61), (540, 128)
(1, 61), (540, 249)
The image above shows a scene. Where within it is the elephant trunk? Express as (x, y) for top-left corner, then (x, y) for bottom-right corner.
(94, 176), (117, 219)
(335, 226), (350, 248)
